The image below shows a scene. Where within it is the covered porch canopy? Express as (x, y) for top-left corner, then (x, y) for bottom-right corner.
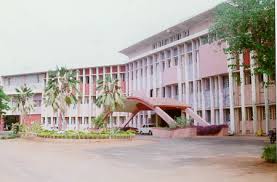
(114, 96), (210, 128)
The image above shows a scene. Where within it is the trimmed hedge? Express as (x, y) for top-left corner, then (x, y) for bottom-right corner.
(196, 124), (228, 136)
(36, 130), (135, 139)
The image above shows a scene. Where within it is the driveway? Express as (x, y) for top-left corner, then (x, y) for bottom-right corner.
(0, 136), (276, 182)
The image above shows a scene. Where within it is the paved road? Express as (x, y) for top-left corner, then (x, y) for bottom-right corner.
(0, 136), (276, 182)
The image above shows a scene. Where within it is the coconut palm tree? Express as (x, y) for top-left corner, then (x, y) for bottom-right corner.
(0, 88), (10, 125)
(96, 75), (125, 128)
(44, 67), (79, 130)
(13, 85), (34, 124)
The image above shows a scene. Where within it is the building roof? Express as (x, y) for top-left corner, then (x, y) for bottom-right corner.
(119, 8), (213, 57)
(115, 96), (189, 113)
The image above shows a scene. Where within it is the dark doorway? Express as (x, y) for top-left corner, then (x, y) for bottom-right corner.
(3, 115), (20, 130)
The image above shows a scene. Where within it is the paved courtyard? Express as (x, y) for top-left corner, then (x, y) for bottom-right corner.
(0, 136), (276, 182)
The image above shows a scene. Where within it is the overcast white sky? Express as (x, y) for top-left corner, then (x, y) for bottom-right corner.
(0, 0), (224, 75)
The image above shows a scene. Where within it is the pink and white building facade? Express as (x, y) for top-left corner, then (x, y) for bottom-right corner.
(0, 9), (275, 135)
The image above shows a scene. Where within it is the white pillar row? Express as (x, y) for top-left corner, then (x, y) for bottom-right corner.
(239, 54), (246, 135)
(250, 51), (258, 133)
(218, 75), (224, 124)
(159, 53), (163, 98)
(263, 74), (269, 135)
(88, 68), (92, 129)
(177, 45), (183, 102)
(76, 69), (80, 126)
(146, 57), (151, 120)
(192, 40), (197, 112)
(184, 43), (190, 120)
(128, 64), (132, 96)
(152, 54), (157, 98)
(228, 54), (235, 133)
(209, 77), (215, 125)
(201, 79), (206, 121)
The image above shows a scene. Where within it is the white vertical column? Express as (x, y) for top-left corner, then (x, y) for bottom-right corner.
(184, 43), (190, 119)
(218, 75), (224, 124)
(201, 79), (206, 121)
(82, 68), (85, 129)
(177, 45), (183, 102)
(88, 68), (92, 129)
(209, 77), (215, 125)
(128, 64), (132, 96)
(152, 55), (157, 98)
(239, 54), (246, 135)
(147, 57), (151, 97)
(192, 40), (197, 112)
(263, 74), (269, 134)
(171, 85), (174, 99)
(250, 51), (258, 133)
(228, 54), (235, 133)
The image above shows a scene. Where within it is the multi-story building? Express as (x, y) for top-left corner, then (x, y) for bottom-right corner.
(0, 8), (275, 135)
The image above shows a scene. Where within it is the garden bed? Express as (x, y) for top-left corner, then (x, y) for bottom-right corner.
(36, 130), (136, 140)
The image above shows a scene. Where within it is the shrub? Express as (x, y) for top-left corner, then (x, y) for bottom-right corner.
(196, 124), (228, 136)
(30, 122), (43, 134)
(262, 144), (276, 163)
(92, 114), (105, 129)
(11, 123), (21, 134)
(174, 116), (191, 128)
(36, 129), (135, 139)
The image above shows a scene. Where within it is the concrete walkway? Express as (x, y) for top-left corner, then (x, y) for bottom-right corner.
(0, 136), (276, 182)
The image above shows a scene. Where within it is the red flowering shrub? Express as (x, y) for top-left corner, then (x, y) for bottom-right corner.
(196, 124), (228, 136)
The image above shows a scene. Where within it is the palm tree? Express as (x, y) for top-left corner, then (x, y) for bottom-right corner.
(13, 85), (34, 124)
(0, 88), (10, 126)
(44, 67), (79, 130)
(96, 75), (125, 128)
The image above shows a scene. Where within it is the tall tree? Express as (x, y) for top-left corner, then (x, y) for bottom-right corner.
(210, 0), (275, 77)
(0, 88), (10, 122)
(13, 85), (34, 124)
(96, 75), (125, 128)
(44, 67), (79, 130)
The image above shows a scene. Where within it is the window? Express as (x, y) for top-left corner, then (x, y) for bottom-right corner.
(71, 117), (76, 125)
(42, 117), (45, 124)
(189, 82), (193, 93)
(162, 62), (165, 71)
(175, 85), (178, 96)
(84, 117), (89, 125)
(168, 59), (171, 68)
(53, 117), (57, 125)
(156, 88), (159, 97)
(163, 87), (166, 98)
(79, 76), (83, 83)
(150, 89), (153, 97)
(246, 107), (253, 120)
(47, 117), (51, 124)
(84, 96), (89, 104)
(245, 73), (251, 85)
(270, 106), (276, 119)
(150, 66), (153, 75)
(85, 76), (90, 84)
(78, 117), (82, 124)
(174, 57), (178, 66)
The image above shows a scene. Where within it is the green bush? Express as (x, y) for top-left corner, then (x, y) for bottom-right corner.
(92, 114), (105, 129)
(36, 129), (135, 139)
(262, 144), (276, 163)
(174, 116), (191, 128)
(11, 123), (22, 134)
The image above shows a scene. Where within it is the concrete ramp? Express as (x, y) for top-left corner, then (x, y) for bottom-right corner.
(185, 108), (210, 126)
